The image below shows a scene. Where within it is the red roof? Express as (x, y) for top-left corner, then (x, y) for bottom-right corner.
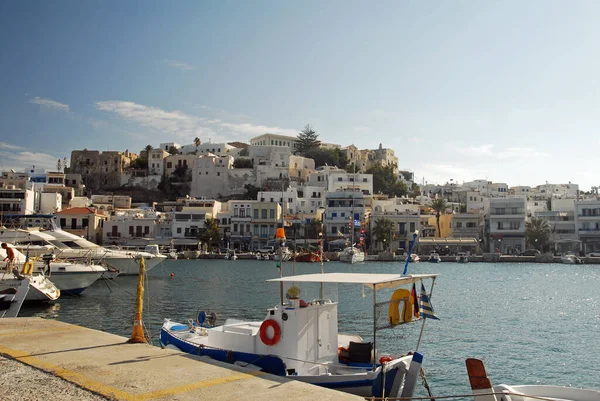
(56, 207), (105, 216)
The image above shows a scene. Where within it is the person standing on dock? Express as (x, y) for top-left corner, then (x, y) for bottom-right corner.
(2, 243), (15, 271)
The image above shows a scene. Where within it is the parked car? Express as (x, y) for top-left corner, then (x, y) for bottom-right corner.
(257, 246), (275, 254)
(520, 249), (541, 256)
(587, 251), (600, 257)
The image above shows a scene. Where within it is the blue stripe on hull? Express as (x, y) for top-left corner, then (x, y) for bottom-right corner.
(160, 328), (287, 376)
(160, 327), (400, 398)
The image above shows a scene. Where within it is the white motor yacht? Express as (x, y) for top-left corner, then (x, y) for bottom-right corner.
(2, 244), (104, 294)
(0, 272), (60, 302)
(560, 252), (583, 265)
(339, 246), (365, 264)
(405, 254), (420, 263)
(0, 227), (165, 275)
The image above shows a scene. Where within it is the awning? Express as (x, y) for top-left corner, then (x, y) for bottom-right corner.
(267, 273), (439, 290)
(418, 237), (479, 245)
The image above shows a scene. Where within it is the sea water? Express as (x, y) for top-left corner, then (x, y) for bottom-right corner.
(20, 260), (600, 396)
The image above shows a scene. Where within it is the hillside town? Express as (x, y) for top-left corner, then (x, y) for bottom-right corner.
(0, 128), (597, 257)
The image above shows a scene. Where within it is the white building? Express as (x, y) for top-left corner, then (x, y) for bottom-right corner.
(228, 200), (255, 251)
(535, 183), (579, 199)
(509, 186), (532, 196)
(488, 182), (509, 198)
(249, 134), (297, 149)
(328, 172), (373, 195)
(158, 142), (182, 153)
(296, 186), (325, 214)
(370, 198), (420, 252)
(148, 148), (169, 176)
(487, 197), (526, 254)
(172, 199), (222, 240)
(180, 142), (236, 157)
(323, 190), (365, 247)
(574, 200), (600, 254)
(258, 187), (298, 215)
(189, 154), (235, 199)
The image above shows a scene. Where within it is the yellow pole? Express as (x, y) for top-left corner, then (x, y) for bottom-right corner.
(129, 256), (147, 344)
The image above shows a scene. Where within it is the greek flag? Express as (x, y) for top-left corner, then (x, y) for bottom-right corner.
(419, 282), (439, 320)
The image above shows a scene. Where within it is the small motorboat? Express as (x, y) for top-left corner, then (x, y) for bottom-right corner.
(0, 271), (60, 302)
(427, 252), (441, 263)
(339, 246), (365, 264)
(456, 253), (469, 263)
(560, 252), (583, 265)
(224, 250), (238, 260)
(466, 357), (600, 401)
(0, 278), (29, 318)
(405, 254), (420, 263)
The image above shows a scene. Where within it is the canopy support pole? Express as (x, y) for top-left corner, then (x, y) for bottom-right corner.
(372, 284), (377, 371)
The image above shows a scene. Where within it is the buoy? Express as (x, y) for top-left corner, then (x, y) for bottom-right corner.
(170, 272), (175, 277)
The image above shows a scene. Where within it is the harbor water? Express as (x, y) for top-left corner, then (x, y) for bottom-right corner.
(19, 260), (600, 396)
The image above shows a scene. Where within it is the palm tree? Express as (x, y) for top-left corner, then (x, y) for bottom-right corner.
(373, 217), (394, 251)
(305, 219), (322, 239)
(194, 137), (201, 154)
(429, 198), (447, 237)
(144, 144), (153, 157)
(200, 218), (220, 251)
(526, 217), (551, 251)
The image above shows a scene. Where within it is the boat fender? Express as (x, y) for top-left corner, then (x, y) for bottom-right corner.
(259, 319), (281, 346)
(21, 261), (34, 276)
(379, 355), (393, 364)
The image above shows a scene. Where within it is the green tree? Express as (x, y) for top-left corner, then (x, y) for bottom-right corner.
(429, 198), (447, 237)
(305, 148), (348, 168)
(144, 144), (153, 155)
(305, 219), (323, 239)
(233, 158), (253, 168)
(294, 124), (321, 156)
(168, 145), (179, 155)
(172, 165), (189, 181)
(243, 184), (261, 200)
(366, 164), (403, 196)
(200, 218), (221, 251)
(526, 217), (551, 251)
(194, 137), (201, 153)
(409, 183), (421, 198)
(373, 217), (394, 250)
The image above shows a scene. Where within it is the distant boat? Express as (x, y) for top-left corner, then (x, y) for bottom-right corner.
(339, 246), (365, 264)
(560, 252), (583, 265)
(405, 254), (420, 263)
(456, 253), (469, 263)
(427, 252), (441, 263)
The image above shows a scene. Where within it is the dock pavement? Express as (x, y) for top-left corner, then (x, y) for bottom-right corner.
(0, 318), (362, 401)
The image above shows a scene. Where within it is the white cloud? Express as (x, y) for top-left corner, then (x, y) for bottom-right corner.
(0, 142), (24, 150)
(220, 122), (297, 136)
(162, 59), (195, 71)
(0, 150), (60, 172)
(96, 100), (297, 141)
(29, 96), (70, 112)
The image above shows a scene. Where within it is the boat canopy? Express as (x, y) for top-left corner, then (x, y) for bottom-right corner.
(267, 273), (439, 290)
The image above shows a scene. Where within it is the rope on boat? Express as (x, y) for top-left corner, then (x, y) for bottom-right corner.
(365, 390), (570, 401)
(419, 367), (435, 401)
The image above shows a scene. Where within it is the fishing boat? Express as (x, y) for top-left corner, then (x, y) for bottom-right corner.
(427, 252), (441, 263)
(161, 270), (439, 398)
(294, 251), (322, 263)
(0, 278), (29, 317)
(466, 358), (600, 401)
(339, 245), (365, 264)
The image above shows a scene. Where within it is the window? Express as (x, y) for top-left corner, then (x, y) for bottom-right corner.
(217, 172), (220, 176)
(338, 177), (342, 181)
(129, 226), (134, 235)
(144, 226), (149, 235)
(331, 226), (337, 234)
(176, 227), (182, 234)
(409, 222), (415, 233)
(331, 212), (337, 217)
(455, 222), (463, 228)
(82, 218), (88, 228)
(253, 224), (259, 235)
(261, 209), (267, 219)
(233, 223), (238, 232)
(363, 178), (367, 182)
(167, 162), (172, 168)
(253, 209), (259, 218)
(497, 222), (504, 229)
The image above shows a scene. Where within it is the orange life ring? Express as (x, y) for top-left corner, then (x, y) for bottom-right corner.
(259, 319), (281, 346)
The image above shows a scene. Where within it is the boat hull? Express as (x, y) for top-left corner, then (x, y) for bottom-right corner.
(0, 274), (60, 302)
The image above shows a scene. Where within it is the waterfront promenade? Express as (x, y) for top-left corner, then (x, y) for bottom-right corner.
(0, 318), (361, 401)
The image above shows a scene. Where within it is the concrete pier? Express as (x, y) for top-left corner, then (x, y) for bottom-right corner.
(0, 318), (361, 401)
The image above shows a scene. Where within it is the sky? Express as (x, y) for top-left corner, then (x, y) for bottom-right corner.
(1, 1), (600, 190)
